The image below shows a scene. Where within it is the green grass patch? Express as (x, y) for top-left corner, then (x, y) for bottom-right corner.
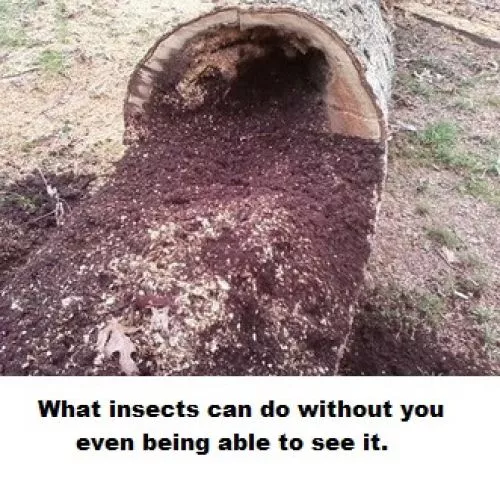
(419, 121), (458, 147)
(400, 121), (495, 175)
(460, 177), (500, 208)
(0, 0), (39, 47)
(417, 121), (476, 169)
(425, 226), (463, 249)
(38, 49), (65, 74)
(397, 73), (433, 99)
(370, 285), (446, 331)
(0, 28), (28, 47)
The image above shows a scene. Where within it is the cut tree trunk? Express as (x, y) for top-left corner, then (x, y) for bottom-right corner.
(0, 0), (393, 376)
(125, 0), (394, 143)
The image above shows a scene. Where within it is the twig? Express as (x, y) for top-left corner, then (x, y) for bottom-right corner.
(36, 167), (49, 188)
(28, 209), (56, 224)
(0, 67), (39, 80)
(434, 249), (457, 269)
(396, 2), (500, 48)
(36, 167), (66, 226)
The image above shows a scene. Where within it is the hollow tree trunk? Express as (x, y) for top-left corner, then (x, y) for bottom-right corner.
(126, 0), (394, 143)
(0, 0), (394, 376)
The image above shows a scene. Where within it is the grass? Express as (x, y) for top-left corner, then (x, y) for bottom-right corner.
(459, 251), (484, 270)
(416, 121), (478, 169)
(21, 140), (39, 154)
(0, 191), (39, 213)
(425, 226), (462, 249)
(452, 98), (475, 112)
(451, 253), (491, 298)
(398, 73), (433, 99)
(483, 324), (500, 359)
(415, 293), (446, 326)
(396, 124), (499, 208)
(408, 56), (443, 73)
(420, 121), (458, 147)
(0, 3), (28, 47)
(485, 95), (500, 109)
(0, 25), (28, 48)
(451, 137), (500, 207)
(0, 0), (40, 47)
(400, 122), (499, 189)
(404, 121), (478, 170)
(38, 49), (65, 74)
(368, 284), (446, 332)
(28, 1), (73, 78)
(472, 307), (499, 325)
(55, 0), (69, 43)
(460, 177), (500, 208)
(415, 201), (431, 216)
(457, 72), (492, 90)
(472, 307), (500, 359)
(454, 273), (490, 299)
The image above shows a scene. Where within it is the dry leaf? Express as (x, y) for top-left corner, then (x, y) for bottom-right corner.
(96, 318), (139, 375)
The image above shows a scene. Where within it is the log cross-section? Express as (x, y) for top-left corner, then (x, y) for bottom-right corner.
(125, 0), (394, 142)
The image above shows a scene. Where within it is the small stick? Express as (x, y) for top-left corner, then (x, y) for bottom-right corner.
(28, 209), (56, 224)
(0, 68), (39, 80)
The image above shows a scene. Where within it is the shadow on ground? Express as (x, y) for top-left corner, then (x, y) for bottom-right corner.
(341, 287), (497, 375)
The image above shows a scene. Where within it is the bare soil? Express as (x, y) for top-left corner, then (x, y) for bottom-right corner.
(0, 172), (94, 287)
(341, 9), (500, 375)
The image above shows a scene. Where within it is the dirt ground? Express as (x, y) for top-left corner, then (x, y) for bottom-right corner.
(0, 1), (499, 375)
(344, 5), (500, 375)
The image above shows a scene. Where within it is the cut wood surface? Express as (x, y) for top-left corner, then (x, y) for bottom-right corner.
(397, 2), (500, 47)
(126, 0), (394, 142)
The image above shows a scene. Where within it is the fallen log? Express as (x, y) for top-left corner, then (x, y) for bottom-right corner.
(0, 1), (393, 376)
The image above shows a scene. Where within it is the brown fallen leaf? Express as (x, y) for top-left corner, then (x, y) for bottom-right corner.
(96, 318), (139, 375)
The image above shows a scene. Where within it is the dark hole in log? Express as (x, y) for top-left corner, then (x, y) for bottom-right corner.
(140, 27), (331, 136)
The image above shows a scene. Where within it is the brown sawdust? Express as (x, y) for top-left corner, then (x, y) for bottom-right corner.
(0, 33), (384, 375)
